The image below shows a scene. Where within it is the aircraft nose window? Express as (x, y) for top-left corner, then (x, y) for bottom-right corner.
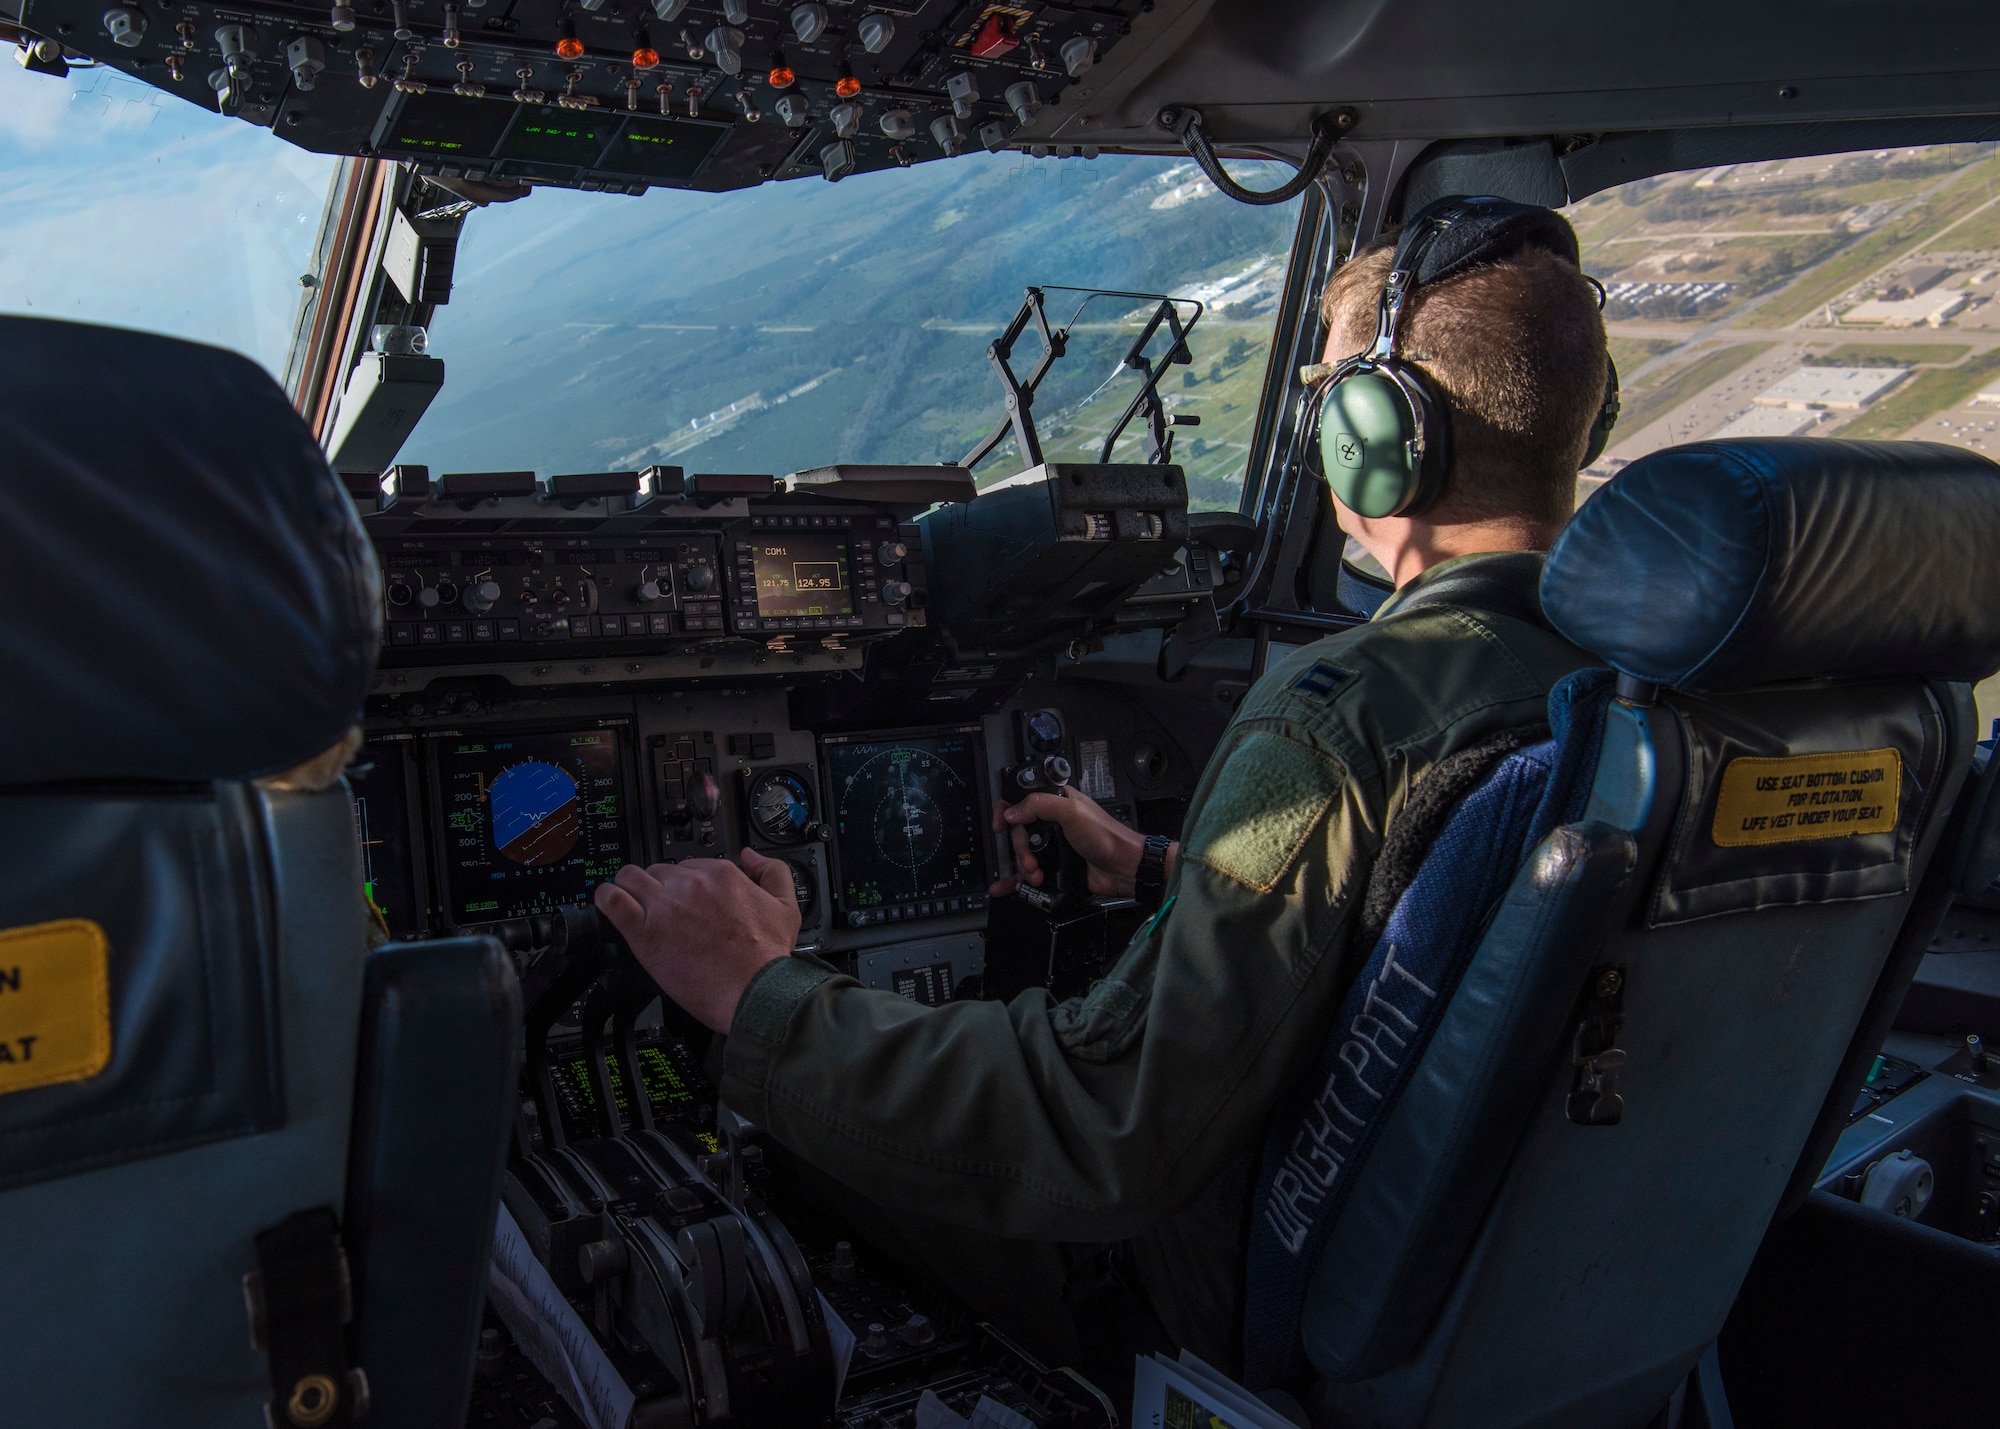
(402, 153), (1302, 512)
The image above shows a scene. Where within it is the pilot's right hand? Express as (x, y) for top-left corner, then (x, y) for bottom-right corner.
(991, 788), (1176, 900)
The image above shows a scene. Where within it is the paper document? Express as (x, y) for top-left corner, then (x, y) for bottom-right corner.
(1131, 1353), (1295, 1429)
(488, 1203), (637, 1429)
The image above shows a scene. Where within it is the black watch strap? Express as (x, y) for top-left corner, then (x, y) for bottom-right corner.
(1134, 834), (1172, 911)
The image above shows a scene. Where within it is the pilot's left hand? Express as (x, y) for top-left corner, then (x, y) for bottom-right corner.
(595, 848), (801, 1032)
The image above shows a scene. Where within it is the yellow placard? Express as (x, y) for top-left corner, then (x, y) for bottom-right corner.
(1712, 748), (1901, 848)
(0, 919), (112, 1094)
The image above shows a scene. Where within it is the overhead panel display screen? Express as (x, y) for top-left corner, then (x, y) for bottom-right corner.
(431, 727), (631, 924)
(387, 90), (516, 161)
(755, 531), (853, 618)
(823, 728), (987, 914)
(601, 116), (732, 180)
(497, 106), (621, 167)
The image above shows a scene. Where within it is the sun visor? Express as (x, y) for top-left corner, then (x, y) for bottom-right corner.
(0, 317), (381, 785)
(1541, 439), (2000, 692)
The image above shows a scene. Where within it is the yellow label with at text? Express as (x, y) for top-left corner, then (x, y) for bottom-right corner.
(0, 919), (112, 1094)
(1712, 748), (1901, 848)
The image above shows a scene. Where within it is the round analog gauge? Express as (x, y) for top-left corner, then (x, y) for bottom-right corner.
(748, 768), (816, 844)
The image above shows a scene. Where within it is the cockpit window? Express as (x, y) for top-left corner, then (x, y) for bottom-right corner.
(1566, 140), (2000, 723)
(1569, 143), (2000, 483)
(402, 154), (1302, 511)
(0, 62), (336, 377)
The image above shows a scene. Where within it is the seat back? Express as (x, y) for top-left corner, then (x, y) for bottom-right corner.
(0, 317), (514, 1427)
(1249, 440), (2000, 1428)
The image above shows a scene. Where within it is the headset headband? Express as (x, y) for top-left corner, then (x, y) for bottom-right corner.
(1363, 195), (1587, 365)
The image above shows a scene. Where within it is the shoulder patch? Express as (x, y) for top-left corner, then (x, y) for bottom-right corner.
(1293, 661), (1355, 700)
(1183, 730), (1345, 894)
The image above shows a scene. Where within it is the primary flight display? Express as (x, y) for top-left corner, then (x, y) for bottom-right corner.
(431, 727), (632, 925)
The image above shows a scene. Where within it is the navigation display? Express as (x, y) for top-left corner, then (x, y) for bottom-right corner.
(430, 727), (632, 925)
(823, 728), (987, 917)
(754, 532), (854, 618)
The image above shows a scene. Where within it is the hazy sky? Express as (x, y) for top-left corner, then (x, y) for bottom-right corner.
(0, 59), (334, 374)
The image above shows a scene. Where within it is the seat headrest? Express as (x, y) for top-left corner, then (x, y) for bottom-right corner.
(0, 317), (381, 786)
(1541, 439), (2000, 692)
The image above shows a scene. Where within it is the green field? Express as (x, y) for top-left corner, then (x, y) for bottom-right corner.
(1748, 155), (2000, 325)
(1927, 194), (2000, 250)
(1619, 342), (1776, 434)
(1606, 337), (1678, 373)
(1804, 342), (1971, 366)
(1836, 349), (2000, 438)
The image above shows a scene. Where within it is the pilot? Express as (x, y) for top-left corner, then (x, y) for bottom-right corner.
(594, 199), (1611, 1377)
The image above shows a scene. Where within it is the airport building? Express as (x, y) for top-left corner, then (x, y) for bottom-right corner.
(1752, 365), (1911, 409)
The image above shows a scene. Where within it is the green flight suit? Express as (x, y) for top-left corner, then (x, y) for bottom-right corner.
(718, 551), (1588, 1370)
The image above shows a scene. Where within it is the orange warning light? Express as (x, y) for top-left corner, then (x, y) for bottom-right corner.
(555, 31), (584, 58)
(768, 62), (796, 88)
(835, 73), (860, 98)
(632, 45), (660, 67)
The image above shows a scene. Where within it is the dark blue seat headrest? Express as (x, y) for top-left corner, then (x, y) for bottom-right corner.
(1541, 439), (2000, 692)
(0, 317), (381, 786)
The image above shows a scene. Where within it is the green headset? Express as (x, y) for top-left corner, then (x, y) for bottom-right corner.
(1314, 194), (1621, 520)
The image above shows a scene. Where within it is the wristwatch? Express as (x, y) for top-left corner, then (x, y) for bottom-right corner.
(1134, 834), (1173, 912)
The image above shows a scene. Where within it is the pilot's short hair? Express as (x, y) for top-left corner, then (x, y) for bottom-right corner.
(1320, 237), (1609, 525)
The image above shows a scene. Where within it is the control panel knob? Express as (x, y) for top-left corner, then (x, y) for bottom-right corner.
(898, 1313), (936, 1347)
(1040, 753), (1072, 788)
(684, 560), (715, 592)
(416, 584), (441, 609)
(881, 579), (912, 605)
(635, 579), (663, 603)
(856, 11), (893, 53)
(879, 107), (915, 140)
(706, 24), (743, 73)
(463, 579), (500, 613)
(875, 540), (908, 566)
(860, 1323), (891, 1358)
(789, 1), (827, 43)
(830, 1240), (857, 1283)
(689, 771), (721, 822)
(1968, 1032), (1989, 1075)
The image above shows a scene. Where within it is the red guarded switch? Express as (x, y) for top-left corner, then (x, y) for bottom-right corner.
(970, 13), (1018, 58)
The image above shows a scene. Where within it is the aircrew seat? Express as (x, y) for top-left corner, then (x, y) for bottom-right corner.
(1244, 439), (2000, 1427)
(0, 317), (521, 1428)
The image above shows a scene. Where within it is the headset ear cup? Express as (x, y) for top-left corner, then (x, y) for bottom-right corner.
(1391, 363), (1452, 517)
(1582, 356), (1620, 470)
(1318, 366), (1426, 519)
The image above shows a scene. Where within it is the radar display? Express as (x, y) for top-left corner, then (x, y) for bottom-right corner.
(823, 728), (987, 914)
(432, 727), (631, 925)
